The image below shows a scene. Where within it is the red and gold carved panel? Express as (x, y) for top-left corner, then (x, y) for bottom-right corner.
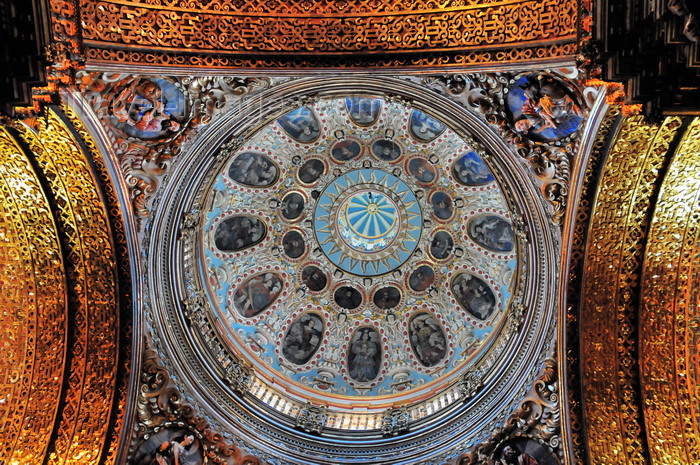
(79, 0), (578, 68)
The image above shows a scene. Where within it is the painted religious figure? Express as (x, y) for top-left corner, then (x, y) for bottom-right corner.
(451, 273), (496, 320)
(233, 272), (283, 318)
(228, 152), (278, 187)
(297, 158), (325, 185)
(430, 231), (454, 260)
(277, 106), (320, 143)
(348, 327), (381, 382)
(214, 216), (266, 252)
(301, 265), (327, 292)
(408, 265), (435, 292)
(409, 312), (447, 367)
(452, 151), (495, 186)
(409, 109), (446, 142)
(371, 139), (401, 161)
(334, 286), (363, 310)
(430, 191), (454, 221)
(282, 313), (324, 365)
(130, 428), (203, 465)
(468, 215), (515, 252)
(492, 438), (559, 465)
(507, 74), (583, 141)
(109, 78), (186, 140)
(280, 192), (305, 221)
(282, 230), (305, 259)
(331, 139), (362, 162)
(373, 286), (401, 310)
(345, 97), (382, 125)
(408, 157), (437, 185)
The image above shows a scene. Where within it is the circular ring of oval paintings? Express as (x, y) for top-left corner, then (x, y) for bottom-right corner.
(203, 96), (519, 407)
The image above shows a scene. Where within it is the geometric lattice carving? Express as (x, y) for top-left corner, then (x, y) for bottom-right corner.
(80, 0), (579, 69)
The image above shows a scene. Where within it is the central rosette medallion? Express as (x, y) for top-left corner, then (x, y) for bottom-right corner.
(339, 190), (399, 251)
(314, 169), (422, 276)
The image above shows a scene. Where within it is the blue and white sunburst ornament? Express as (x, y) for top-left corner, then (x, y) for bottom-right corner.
(314, 169), (422, 276)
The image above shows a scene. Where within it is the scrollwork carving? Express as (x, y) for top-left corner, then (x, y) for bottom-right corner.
(132, 347), (262, 465)
(381, 407), (410, 436)
(296, 403), (327, 434)
(77, 72), (271, 229)
(457, 359), (560, 465)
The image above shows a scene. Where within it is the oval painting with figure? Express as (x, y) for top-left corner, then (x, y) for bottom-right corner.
(468, 215), (515, 252)
(278, 106), (320, 143)
(228, 152), (279, 187)
(233, 272), (283, 318)
(348, 327), (382, 382)
(451, 273), (497, 320)
(214, 216), (266, 252)
(409, 312), (447, 367)
(282, 313), (324, 365)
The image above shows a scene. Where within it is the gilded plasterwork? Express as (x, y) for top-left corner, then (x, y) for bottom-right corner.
(17, 109), (121, 465)
(80, 0), (577, 68)
(0, 128), (67, 464)
(580, 116), (683, 464)
(60, 100), (134, 464)
(639, 118), (700, 464)
(565, 105), (621, 464)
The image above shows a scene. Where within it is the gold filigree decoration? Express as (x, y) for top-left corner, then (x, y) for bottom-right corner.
(84, 43), (579, 69)
(639, 117), (700, 464)
(16, 108), (120, 465)
(133, 347), (263, 465)
(580, 116), (683, 465)
(76, 72), (270, 227)
(457, 359), (560, 464)
(564, 105), (621, 464)
(60, 101), (134, 465)
(80, 0), (577, 58)
(0, 128), (67, 464)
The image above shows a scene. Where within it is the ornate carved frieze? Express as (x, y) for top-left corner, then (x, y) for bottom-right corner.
(80, 0), (578, 69)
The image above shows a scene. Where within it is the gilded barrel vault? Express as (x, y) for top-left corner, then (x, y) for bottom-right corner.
(579, 115), (683, 465)
(0, 111), (124, 465)
(0, 128), (68, 465)
(639, 118), (700, 465)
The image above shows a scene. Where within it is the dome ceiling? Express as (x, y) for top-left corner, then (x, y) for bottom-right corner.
(145, 77), (561, 463)
(203, 96), (516, 404)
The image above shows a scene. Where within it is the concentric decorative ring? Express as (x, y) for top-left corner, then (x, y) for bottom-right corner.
(314, 169), (422, 276)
